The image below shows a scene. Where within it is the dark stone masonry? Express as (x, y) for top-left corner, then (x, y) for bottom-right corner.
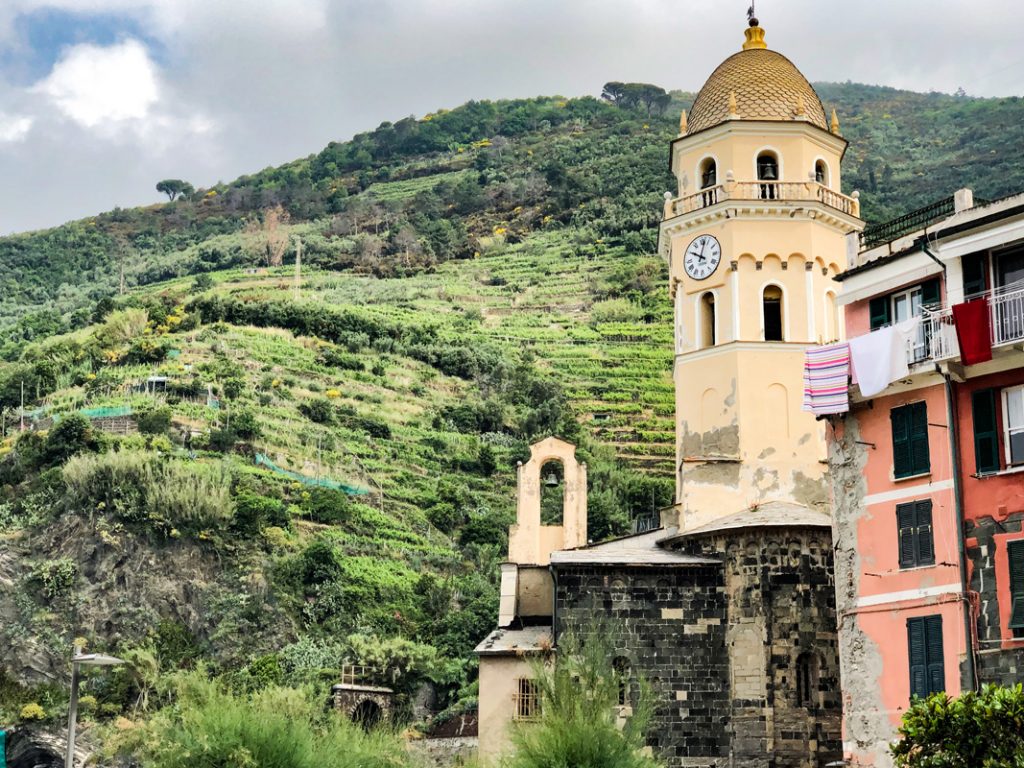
(553, 526), (842, 768)
(964, 512), (1024, 687)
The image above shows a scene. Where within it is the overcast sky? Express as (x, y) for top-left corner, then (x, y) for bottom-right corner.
(0, 0), (1020, 234)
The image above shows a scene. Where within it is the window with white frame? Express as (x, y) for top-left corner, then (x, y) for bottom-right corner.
(1002, 385), (1024, 466)
(891, 286), (928, 362)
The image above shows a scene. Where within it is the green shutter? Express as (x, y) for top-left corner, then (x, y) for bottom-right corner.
(924, 615), (945, 696)
(892, 406), (912, 478)
(963, 254), (988, 298)
(870, 296), (892, 330)
(920, 278), (942, 309)
(972, 389), (1000, 474)
(897, 503), (917, 568)
(1009, 540), (1024, 630)
(907, 618), (928, 699)
(916, 500), (935, 565)
(910, 402), (931, 476)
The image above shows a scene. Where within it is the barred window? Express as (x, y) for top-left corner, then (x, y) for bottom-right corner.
(513, 678), (541, 721)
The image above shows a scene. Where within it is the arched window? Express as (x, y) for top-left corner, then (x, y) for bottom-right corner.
(796, 653), (820, 708)
(757, 152), (779, 199)
(699, 159), (718, 207)
(700, 158), (717, 188)
(763, 285), (784, 341)
(824, 291), (839, 343)
(539, 460), (564, 524)
(699, 292), (716, 348)
(613, 656), (631, 707)
(815, 160), (828, 186)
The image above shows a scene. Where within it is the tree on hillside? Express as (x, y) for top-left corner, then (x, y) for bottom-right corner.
(245, 205), (290, 267)
(155, 179), (195, 202)
(601, 82), (671, 117)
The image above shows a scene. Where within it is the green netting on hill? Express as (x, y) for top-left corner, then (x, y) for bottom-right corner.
(80, 406), (134, 418)
(254, 453), (368, 495)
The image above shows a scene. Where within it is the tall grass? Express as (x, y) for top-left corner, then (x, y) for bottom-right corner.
(109, 671), (413, 768)
(62, 452), (234, 531)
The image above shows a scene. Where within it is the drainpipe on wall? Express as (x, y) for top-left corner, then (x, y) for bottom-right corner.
(941, 370), (977, 691)
(920, 241), (945, 275)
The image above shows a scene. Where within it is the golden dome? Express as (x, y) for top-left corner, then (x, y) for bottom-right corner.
(687, 24), (828, 135)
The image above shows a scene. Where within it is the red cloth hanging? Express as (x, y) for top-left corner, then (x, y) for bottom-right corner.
(952, 297), (992, 365)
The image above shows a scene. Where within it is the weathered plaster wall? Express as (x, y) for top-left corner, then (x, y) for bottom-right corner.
(509, 437), (587, 565)
(829, 414), (892, 767)
(675, 345), (829, 531)
(517, 567), (553, 617)
(477, 655), (535, 765)
(829, 404), (965, 768)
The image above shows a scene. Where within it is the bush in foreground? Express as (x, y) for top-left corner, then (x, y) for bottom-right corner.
(507, 626), (660, 768)
(891, 683), (1024, 767)
(109, 670), (411, 768)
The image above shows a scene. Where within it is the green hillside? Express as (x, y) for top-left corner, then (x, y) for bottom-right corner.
(2, 82), (1024, 743)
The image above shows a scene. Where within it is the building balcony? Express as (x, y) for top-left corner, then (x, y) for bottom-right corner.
(921, 283), (1024, 364)
(663, 177), (861, 220)
(848, 282), (1024, 373)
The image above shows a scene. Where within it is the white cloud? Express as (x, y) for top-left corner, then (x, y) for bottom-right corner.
(0, 113), (32, 142)
(33, 38), (158, 128)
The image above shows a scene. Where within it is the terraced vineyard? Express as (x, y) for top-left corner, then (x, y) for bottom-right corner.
(219, 232), (676, 475)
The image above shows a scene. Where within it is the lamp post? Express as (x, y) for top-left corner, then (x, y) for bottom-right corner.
(65, 648), (124, 768)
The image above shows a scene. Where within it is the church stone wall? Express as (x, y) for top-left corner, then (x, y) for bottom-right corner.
(676, 527), (843, 767)
(554, 565), (730, 767)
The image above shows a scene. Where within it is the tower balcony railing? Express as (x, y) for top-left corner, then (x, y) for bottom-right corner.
(663, 179), (860, 219)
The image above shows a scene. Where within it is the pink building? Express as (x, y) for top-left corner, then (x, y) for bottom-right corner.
(808, 190), (1024, 766)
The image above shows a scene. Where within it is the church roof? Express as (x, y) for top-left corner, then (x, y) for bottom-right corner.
(549, 529), (718, 567)
(686, 24), (828, 135)
(667, 501), (832, 540)
(475, 625), (552, 656)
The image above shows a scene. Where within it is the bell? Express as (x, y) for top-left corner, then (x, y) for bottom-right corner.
(544, 472), (560, 488)
(761, 165), (777, 181)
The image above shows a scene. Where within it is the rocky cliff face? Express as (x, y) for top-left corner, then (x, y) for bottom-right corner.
(0, 513), (293, 689)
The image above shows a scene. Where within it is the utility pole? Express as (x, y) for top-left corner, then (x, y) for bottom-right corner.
(294, 236), (303, 301)
(19, 380), (24, 432)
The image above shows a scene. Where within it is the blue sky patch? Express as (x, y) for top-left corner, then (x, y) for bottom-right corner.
(1, 8), (164, 84)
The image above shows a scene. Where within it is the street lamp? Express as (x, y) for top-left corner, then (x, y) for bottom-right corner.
(65, 648), (124, 768)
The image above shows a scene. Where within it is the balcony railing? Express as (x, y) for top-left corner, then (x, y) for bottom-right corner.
(868, 282), (1024, 369)
(664, 179), (860, 219)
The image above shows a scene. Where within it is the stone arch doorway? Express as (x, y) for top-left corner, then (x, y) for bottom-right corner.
(351, 698), (383, 730)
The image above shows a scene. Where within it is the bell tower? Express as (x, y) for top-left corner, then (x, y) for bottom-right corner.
(659, 17), (863, 530)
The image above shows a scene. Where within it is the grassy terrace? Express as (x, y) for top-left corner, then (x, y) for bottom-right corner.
(208, 230), (676, 474)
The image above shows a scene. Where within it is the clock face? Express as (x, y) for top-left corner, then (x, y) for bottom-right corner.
(684, 235), (721, 280)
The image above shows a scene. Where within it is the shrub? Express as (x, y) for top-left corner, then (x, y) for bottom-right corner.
(19, 702), (46, 722)
(207, 427), (238, 452)
(299, 398), (334, 424)
(589, 298), (641, 324)
(33, 558), (78, 599)
(137, 407), (173, 435)
(891, 683), (1024, 767)
(108, 671), (408, 768)
(303, 488), (350, 525)
(44, 413), (97, 465)
(234, 492), (288, 532)
(232, 410), (262, 440)
(508, 626), (657, 768)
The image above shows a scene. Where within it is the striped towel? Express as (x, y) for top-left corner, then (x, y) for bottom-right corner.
(802, 343), (851, 415)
